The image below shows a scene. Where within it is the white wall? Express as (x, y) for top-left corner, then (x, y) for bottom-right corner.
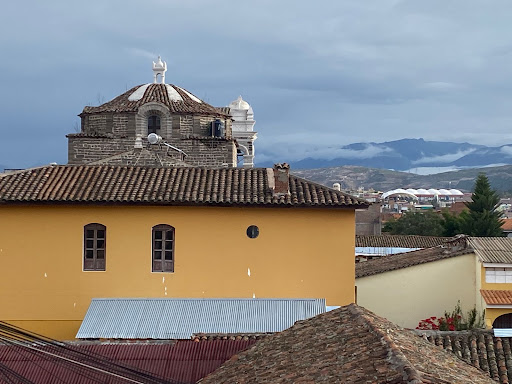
(356, 253), (476, 329)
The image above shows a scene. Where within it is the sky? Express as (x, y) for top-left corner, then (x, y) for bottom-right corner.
(2, 0), (512, 169)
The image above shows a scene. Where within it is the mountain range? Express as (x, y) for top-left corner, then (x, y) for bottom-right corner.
(292, 164), (512, 194)
(264, 138), (512, 172)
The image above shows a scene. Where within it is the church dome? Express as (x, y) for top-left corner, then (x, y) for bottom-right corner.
(229, 95), (251, 110)
(81, 57), (229, 117)
(81, 83), (229, 117)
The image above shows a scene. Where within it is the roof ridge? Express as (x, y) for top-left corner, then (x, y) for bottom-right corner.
(290, 173), (370, 206)
(349, 305), (425, 383)
(356, 245), (473, 278)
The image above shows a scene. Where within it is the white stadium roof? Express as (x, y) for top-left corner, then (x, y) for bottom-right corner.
(381, 188), (464, 199)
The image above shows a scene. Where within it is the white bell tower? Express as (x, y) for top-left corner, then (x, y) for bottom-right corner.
(152, 56), (167, 84)
(229, 96), (257, 168)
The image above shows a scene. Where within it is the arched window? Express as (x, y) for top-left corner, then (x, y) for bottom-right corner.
(148, 115), (161, 135)
(152, 225), (174, 272)
(84, 223), (106, 271)
(493, 313), (512, 328)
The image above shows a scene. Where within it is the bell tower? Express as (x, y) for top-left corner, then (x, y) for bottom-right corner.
(152, 56), (167, 84)
(229, 96), (257, 168)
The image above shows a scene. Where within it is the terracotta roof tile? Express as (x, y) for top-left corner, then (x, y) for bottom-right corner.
(81, 84), (229, 116)
(502, 218), (512, 231)
(356, 234), (453, 248)
(480, 290), (512, 305)
(0, 165), (369, 208)
(356, 239), (473, 278)
(199, 304), (495, 383)
(419, 330), (512, 384)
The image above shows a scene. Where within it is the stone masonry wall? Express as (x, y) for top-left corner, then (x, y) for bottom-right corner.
(168, 138), (237, 167)
(68, 136), (134, 164)
(68, 135), (236, 167)
(82, 114), (110, 135)
(92, 148), (189, 167)
(73, 109), (236, 167)
(192, 116), (232, 137)
(112, 114), (136, 136)
(82, 113), (136, 137)
(180, 116), (193, 137)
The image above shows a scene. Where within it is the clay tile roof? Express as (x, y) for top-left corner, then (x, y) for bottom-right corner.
(502, 218), (512, 231)
(0, 165), (369, 208)
(418, 330), (512, 384)
(356, 234), (453, 248)
(356, 242), (473, 278)
(480, 289), (512, 305)
(468, 237), (512, 264)
(216, 106), (231, 115)
(199, 304), (495, 384)
(81, 84), (230, 116)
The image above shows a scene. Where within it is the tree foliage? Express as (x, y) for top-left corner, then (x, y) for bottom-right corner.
(383, 174), (504, 237)
(459, 173), (504, 237)
(383, 210), (444, 236)
(440, 210), (463, 237)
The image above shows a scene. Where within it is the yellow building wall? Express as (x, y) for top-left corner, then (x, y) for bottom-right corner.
(0, 205), (355, 340)
(356, 253), (477, 329)
(479, 264), (512, 328)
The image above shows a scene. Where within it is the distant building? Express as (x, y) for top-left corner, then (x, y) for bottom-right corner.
(503, 218), (512, 237)
(381, 187), (466, 213)
(68, 57), (257, 169)
(355, 203), (382, 235)
(498, 198), (512, 219)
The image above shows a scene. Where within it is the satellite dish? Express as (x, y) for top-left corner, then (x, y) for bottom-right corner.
(147, 133), (162, 145)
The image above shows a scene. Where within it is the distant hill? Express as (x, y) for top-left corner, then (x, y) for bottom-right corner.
(292, 164), (512, 194)
(259, 138), (512, 171)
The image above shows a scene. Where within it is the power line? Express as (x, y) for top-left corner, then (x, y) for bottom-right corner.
(0, 321), (182, 384)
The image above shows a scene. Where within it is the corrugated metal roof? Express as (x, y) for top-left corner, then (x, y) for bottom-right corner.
(77, 298), (326, 339)
(0, 340), (257, 384)
(468, 237), (512, 263)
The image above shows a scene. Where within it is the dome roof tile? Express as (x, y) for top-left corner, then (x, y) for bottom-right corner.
(82, 84), (229, 117)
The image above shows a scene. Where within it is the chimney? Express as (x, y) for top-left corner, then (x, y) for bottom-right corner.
(272, 163), (290, 196)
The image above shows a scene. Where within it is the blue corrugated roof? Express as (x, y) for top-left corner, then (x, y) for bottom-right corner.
(76, 298), (326, 339)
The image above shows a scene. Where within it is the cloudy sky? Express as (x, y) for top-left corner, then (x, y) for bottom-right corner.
(2, 0), (512, 168)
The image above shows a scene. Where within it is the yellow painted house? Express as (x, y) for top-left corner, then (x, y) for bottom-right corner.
(0, 163), (368, 340)
(469, 237), (512, 328)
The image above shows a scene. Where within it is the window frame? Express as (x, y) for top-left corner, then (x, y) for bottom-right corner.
(148, 114), (161, 135)
(83, 223), (106, 271)
(485, 267), (512, 283)
(152, 224), (175, 273)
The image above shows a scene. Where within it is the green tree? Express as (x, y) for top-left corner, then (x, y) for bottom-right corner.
(383, 210), (444, 236)
(459, 173), (504, 237)
(440, 210), (463, 237)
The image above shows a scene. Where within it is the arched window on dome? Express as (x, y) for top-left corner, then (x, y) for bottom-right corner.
(148, 115), (161, 135)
